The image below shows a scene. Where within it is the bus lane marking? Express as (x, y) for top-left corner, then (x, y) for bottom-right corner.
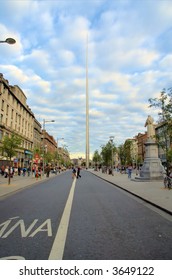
(48, 177), (76, 260)
(0, 218), (52, 238)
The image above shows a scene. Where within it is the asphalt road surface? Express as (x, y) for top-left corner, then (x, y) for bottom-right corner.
(0, 170), (172, 260)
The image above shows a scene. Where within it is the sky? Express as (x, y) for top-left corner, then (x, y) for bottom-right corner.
(0, 0), (172, 159)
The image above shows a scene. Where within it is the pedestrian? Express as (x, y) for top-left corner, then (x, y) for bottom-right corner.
(1, 165), (5, 176)
(72, 167), (76, 179)
(45, 165), (50, 177)
(18, 167), (21, 176)
(32, 166), (35, 176)
(23, 167), (26, 176)
(27, 166), (31, 176)
(77, 166), (81, 178)
(38, 167), (42, 178)
(4, 166), (8, 178)
(128, 164), (132, 178)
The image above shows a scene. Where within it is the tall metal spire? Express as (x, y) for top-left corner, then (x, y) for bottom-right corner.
(86, 35), (89, 169)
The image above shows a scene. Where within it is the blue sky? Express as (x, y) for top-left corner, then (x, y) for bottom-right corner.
(0, 0), (172, 159)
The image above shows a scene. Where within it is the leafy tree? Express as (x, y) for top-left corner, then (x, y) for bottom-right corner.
(44, 151), (53, 165)
(148, 88), (172, 173)
(92, 150), (101, 169)
(0, 133), (22, 184)
(118, 144), (126, 166)
(118, 140), (132, 166)
(101, 141), (116, 166)
(123, 139), (133, 165)
(1, 133), (22, 159)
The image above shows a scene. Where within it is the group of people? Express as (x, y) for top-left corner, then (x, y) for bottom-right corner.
(72, 166), (81, 179)
(0, 165), (48, 178)
(101, 164), (134, 178)
(0, 165), (32, 178)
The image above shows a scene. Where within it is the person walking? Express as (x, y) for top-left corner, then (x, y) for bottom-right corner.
(45, 165), (51, 177)
(77, 166), (81, 178)
(72, 167), (77, 179)
(128, 164), (132, 179)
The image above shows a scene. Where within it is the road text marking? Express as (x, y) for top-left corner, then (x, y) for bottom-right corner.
(0, 217), (52, 238)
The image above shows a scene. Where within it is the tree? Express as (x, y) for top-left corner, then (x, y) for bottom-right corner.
(118, 140), (132, 166)
(123, 139), (133, 165)
(92, 150), (101, 169)
(148, 88), (172, 173)
(0, 133), (22, 184)
(101, 141), (116, 166)
(118, 144), (126, 166)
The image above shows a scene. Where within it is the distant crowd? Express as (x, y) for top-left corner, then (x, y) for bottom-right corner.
(0, 165), (66, 179)
(95, 164), (140, 178)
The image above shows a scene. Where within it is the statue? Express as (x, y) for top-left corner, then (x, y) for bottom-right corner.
(144, 115), (155, 139)
(135, 115), (164, 181)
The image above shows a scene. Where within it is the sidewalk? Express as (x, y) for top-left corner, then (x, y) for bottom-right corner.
(89, 169), (172, 215)
(0, 172), (59, 199)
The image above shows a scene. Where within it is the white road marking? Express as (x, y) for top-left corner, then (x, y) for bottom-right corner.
(0, 218), (52, 238)
(29, 219), (52, 237)
(48, 178), (76, 260)
(0, 255), (25, 260)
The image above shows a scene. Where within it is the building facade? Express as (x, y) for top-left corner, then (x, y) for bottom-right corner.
(34, 119), (42, 149)
(135, 132), (147, 164)
(155, 122), (172, 166)
(0, 74), (35, 167)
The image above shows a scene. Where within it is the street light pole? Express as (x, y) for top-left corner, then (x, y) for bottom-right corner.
(42, 119), (55, 175)
(0, 37), (16, 185)
(0, 38), (16, 44)
(57, 138), (64, 149)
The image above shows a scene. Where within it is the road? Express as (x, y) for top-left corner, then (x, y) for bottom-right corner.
(0, 170), (172, 260)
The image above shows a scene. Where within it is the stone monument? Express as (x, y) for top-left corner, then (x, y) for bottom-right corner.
(136, 115), (164, 181)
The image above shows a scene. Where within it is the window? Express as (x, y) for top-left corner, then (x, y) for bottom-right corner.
(0, 130), (3, 140)
(6, 105), (9, 115)
(1, 100), (4, 111)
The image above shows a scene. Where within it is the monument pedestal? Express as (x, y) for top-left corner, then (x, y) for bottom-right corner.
(136, 139), (164, 181)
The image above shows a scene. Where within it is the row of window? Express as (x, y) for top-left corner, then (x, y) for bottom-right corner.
(0, 129), (33, 150)
(1, 98), (34, 138)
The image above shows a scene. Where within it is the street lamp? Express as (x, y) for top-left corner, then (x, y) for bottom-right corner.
(0, 38), (16, 44)
(109, 136), (114, 176)
(42, 119), (55, 175)
(57, 137), (64, 148)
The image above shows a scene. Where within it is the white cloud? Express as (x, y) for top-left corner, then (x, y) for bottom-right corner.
(1, 0), (172, 157)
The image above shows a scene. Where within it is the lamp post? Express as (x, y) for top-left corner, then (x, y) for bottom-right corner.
(57, 138), (64, 149)
(109, 136), (114, 176)
(0, 37), (16, 185)
(42, 119), (55, 175)
(0, 38), (16, 44)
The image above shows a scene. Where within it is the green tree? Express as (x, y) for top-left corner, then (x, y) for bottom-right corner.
(149, 88), (172, 173)
(92, 150), (101, 169)
(123, 139), (133, 165)
(0, 133), (22, 184)
(44, 151), (53, 165)
(118, 140), (132, 166)
(101, 141), (116, 166)
(118, 144), (126, 166)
